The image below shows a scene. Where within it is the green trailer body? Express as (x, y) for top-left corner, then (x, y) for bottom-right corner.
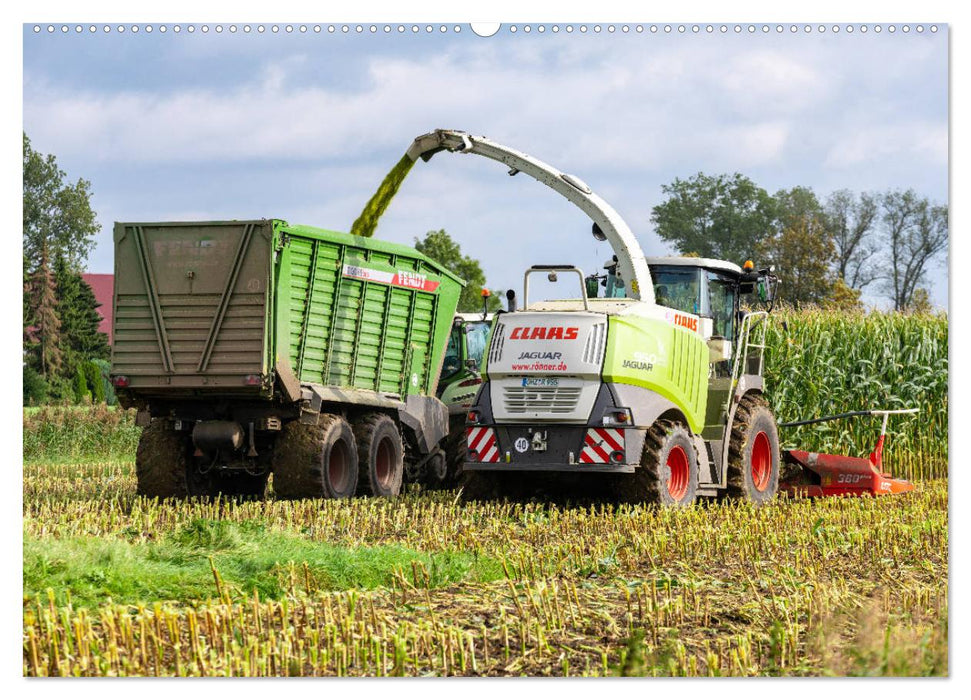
(112, 219), (463, 403)
(111, 220), (465, 495)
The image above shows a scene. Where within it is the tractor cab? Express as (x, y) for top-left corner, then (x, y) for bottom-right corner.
(647, 258), (742, 337)
(645, 257), (777, 377)
(438, 312), (493, 409)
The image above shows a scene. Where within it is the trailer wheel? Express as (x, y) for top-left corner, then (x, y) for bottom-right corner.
(135, 420), (190, 498)
(272, 415), (359, 499)
(725, 394), (780, 505)
(355, 413), (404, 497)
(634, 419), (699, 506)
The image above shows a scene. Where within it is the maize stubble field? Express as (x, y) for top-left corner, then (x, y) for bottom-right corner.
(23, 310), (949, 677)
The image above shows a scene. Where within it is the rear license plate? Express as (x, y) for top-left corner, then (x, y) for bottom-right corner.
(522, 377), (559, 387)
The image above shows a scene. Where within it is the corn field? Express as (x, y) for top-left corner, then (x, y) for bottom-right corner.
(764, 310), (947, 481)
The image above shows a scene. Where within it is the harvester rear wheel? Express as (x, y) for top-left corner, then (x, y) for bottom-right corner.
(355, 413), (404, 498)
(725, 394), (780, 505)
(272, 415), (359, 499)
(633, 419), (699, 506)
(135, 420), (190, 498)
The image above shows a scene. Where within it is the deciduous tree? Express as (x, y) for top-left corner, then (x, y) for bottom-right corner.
(823, 189), (879, 291)
(23, 133), (100, 274)
(414, 229), (502, 313)
(650, 172), (777, 264)
(880, 190), (948, 311)
(760, 187), (836, 307)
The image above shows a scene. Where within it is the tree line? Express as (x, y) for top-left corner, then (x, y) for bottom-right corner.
(23, 133), (109, 405)
(22, 134), (947, 405)
(650, 173), (948, 310)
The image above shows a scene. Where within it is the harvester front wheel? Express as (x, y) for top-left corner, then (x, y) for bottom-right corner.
(272, 415), (359, 499)
(355, 413), (404, 498)
(635, 420), (699, 506)
(135, 420), (190, 498)
(725, 394), (780, 505)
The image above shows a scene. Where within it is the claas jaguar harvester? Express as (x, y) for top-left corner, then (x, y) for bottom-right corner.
(385, 130), (786, 505)
(109, 220), (464, 499)
(395, 130), (915, 505)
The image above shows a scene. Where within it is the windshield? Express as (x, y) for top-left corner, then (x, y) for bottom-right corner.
(651, 266), (701, 315)
(465, 321), (491, 368)
(707, 272), (736, 339)
(441, 326), (463, 379)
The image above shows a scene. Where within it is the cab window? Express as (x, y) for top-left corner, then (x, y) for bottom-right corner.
(465, 321), (491, 370)
(651, 266), (702, 315)
(441, 326), (462, 379)
(707, 271), (736, 339)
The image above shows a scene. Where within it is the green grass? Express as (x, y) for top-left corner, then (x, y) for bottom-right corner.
(24, 517), (504, 608)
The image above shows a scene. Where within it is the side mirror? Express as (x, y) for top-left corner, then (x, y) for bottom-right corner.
(465, 358), (479, 372)
(585, 275), (600, 298)
(757, 272), (777, 303)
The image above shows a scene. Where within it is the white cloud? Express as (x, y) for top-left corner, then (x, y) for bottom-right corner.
(24, 33), (948, 307)
(23, 40), (818, 173)
(823, 122), (948, 168)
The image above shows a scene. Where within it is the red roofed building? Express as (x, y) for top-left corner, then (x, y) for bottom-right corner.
(82, 273), (114, 344)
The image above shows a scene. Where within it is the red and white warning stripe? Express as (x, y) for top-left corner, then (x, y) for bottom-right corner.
(579, 428), (626, 464)
(467, 426), (500, 463)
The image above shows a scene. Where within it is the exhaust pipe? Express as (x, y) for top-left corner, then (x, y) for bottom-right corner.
(506, 289), (517, 313)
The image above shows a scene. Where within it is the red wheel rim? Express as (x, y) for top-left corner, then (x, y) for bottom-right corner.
(751, 432), (772, 492)
(374, 437), (394, 489)
(328, 442), (350, 493)
(666, 445), (690, 500)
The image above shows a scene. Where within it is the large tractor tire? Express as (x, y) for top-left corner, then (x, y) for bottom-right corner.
(632, 419), (699, 507)
(354, 413), (404, 498)
(725, 394), (780, 505)
(272, 415), (359, 499)
(135, 420), (190, 498)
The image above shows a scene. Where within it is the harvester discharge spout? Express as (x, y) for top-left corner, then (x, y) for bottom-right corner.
(779, 408), (918, 497)
(350, 128), (655, 303)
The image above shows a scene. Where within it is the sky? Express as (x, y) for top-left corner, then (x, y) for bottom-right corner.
(22, 22), (949, 309)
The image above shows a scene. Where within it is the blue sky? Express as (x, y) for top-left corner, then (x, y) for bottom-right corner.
(22, 23), (949, 308)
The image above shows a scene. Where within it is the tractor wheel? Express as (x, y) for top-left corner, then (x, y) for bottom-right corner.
(725, 394), (780, 505)
(271, 415), (359, 499)
(355, 413), (404, 498)
(441, 424), (467, 488)
(633, 419), (699, 507)
(135, 420), (190, 498)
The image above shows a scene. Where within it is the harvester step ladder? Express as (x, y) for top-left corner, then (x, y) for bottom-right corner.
(730, 310), (768, 394)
